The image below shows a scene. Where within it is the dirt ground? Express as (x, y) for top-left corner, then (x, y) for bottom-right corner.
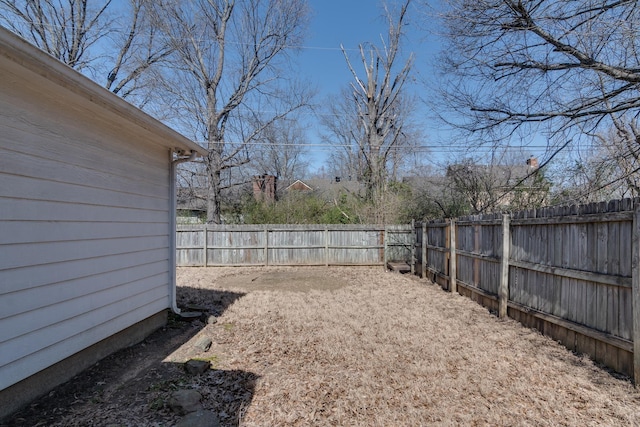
(4, 266), (640, 426)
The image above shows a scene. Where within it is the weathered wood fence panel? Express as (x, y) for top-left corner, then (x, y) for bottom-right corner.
(420, 198), (639, 383)
(385, 224), (415, 264)
(176, 199), (640, 383)
(455, 213), (503, 311)
(177, 224), (413, 267)
(421, 221), (449, 289)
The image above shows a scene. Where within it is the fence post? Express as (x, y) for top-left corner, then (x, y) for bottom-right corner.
(449, 218), (457, 293)
(422, 222), (427, 279)
(325, 227), (329, 267)
(383, 227), (388, 271)
(632, 205), (640, 386)
(411, 220), (416, 275)
(203, 225), (208, 267)
(264, 226), (269, 266)
(499, 214), (510, 318)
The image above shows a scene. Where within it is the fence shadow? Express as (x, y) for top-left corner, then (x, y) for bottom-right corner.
(3, 288), (254, 427)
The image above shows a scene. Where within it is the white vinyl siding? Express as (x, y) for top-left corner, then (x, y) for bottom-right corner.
(0, 49), (174, 390)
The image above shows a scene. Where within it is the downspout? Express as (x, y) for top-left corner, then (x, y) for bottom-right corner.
(169, 149), (198, 315)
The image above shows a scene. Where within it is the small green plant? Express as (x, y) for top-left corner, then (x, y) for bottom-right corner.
(166, 312), (184, 329)
(149, 397), (165, 411)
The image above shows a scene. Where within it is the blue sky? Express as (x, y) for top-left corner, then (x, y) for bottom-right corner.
(0, 0), (547, 173)
(294, 0), (549, 175)
(299, 1), (415, 95)
(293, 0), (443, 173)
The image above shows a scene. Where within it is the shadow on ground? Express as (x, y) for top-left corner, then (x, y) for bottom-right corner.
(2, 288), (257, 427)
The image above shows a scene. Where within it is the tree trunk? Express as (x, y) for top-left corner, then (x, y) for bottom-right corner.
(206, 146), (223, 224)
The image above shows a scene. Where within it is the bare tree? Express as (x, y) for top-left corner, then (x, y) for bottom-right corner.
(322, 89), (423, 184)
(249, 117), (310, 184)
(0, 0), (112, 69)
(320, 88), (368, 182)
(433, 1), (640, 156)
(591, 116), (640, 197)
(0, 0), (171, 99)
(444, 152), (551, 214)
(152, 0), (311, 224)
(554, 116), (640, 204)
(385, 94), (424, 182)
(446, 160), (498, 214)
(102, 0), (173, 99)
(338, 0), (414, 218)
(552, 157), (615, 205)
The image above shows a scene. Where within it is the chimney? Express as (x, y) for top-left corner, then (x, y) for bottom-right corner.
(526, 156), (539, 169)
(252, 175), (265, 202)
(264, 175), (277, 203)
(252, 174), (277, 203)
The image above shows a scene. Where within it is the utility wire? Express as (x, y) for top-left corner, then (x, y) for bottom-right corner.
(196, 140), (600, 151)
(1, 19), (366, 51)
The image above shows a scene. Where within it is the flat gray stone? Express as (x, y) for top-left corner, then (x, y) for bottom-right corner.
(184, 359), (211, 375)
(175, 410), (221, 427)
(168, 389), (202, 415)
(194, 336), (213, 352)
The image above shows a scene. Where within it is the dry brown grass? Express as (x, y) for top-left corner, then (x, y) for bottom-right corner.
(175, 266), (640, 426)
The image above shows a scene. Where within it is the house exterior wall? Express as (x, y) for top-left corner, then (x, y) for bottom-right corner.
(0, 29), (204, 413)
(0, 66), (172, 392)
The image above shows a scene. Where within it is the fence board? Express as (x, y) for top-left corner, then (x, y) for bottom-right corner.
(177, 224), (413, 267)
(175, 198), (640, 379)
(633, 206), (640, 385)
(419, 197), (639, 380)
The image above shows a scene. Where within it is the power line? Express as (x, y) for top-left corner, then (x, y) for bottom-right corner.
(1, 19), (365, 52)
(195, 140), (599, 151)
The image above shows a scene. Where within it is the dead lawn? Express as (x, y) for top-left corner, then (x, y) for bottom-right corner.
(175, 266), (640, 426)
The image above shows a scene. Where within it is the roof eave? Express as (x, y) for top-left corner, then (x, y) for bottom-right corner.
(0, 27), (207, 157)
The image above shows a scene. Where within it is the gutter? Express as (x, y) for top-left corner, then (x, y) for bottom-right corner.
(169, 149), (199, 315)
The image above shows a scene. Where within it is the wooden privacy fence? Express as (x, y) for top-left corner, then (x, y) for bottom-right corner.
(176, 224), (413, 267)
(415, 198), (640, 384)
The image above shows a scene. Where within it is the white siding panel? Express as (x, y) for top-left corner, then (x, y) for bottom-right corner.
(0, 297), (168, 390)
(0, 171), (168, 212)
(0, 221), (168, 245)
(0, 236), (169, 270)
(0, 261), (168, 321)
(0, 198), (169, 222)
(0, 60), (174, 390)
(0, 287), (169, 367)
(0, 273), (168, 353)
(0, 249), (167, 294)
(0, 145), (168, 196)
(0, 98), (169, 186)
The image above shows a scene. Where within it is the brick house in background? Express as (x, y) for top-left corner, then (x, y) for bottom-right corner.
(285, 178), (364, 201)
(253, 174), (277, 203)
